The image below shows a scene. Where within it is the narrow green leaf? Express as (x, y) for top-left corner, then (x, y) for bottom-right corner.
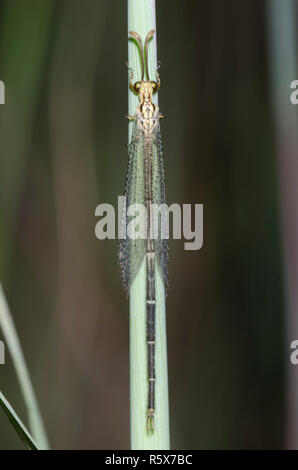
(0, 283), (49, 449)
(128, 0), (170, 450)
(0, 391), (38, 450)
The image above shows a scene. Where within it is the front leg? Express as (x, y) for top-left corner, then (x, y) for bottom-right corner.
(154, 106), (164, 120)
(126, 115), (135, 121)
(126, 62), (137, 95)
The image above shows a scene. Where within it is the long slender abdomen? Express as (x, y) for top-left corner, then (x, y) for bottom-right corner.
(144, 139), (156, 431)
(146, 246), (156, 430)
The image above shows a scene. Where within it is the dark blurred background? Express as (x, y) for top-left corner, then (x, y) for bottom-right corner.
(0, 0), (296, 449)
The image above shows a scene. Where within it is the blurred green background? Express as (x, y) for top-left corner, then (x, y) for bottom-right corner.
(0, 0), (297, 449)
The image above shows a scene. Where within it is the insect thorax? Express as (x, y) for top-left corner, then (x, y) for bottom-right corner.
(137, 100), (160, 136)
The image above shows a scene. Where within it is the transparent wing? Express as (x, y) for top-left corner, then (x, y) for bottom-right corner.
(118, 116), (169, 294)
(151, 122), (169, 290)
(118, 117), (146, 294)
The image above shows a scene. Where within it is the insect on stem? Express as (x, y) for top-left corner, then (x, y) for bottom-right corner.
(118, 30), (168, 433)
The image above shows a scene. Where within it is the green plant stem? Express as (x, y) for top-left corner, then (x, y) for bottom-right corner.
(128, 0), (170, 450)
(0, 391), (38, 450)
(0, 283), (49, 449)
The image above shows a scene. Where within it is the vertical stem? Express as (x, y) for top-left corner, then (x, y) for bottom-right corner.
(128, 0), (170, 450)
(267, 0), (298, 449)
(0, 284), (49, 449)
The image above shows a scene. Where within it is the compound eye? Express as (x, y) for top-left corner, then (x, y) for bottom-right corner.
(134, 82), (141, 92)
(151, 81), (158, 92)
